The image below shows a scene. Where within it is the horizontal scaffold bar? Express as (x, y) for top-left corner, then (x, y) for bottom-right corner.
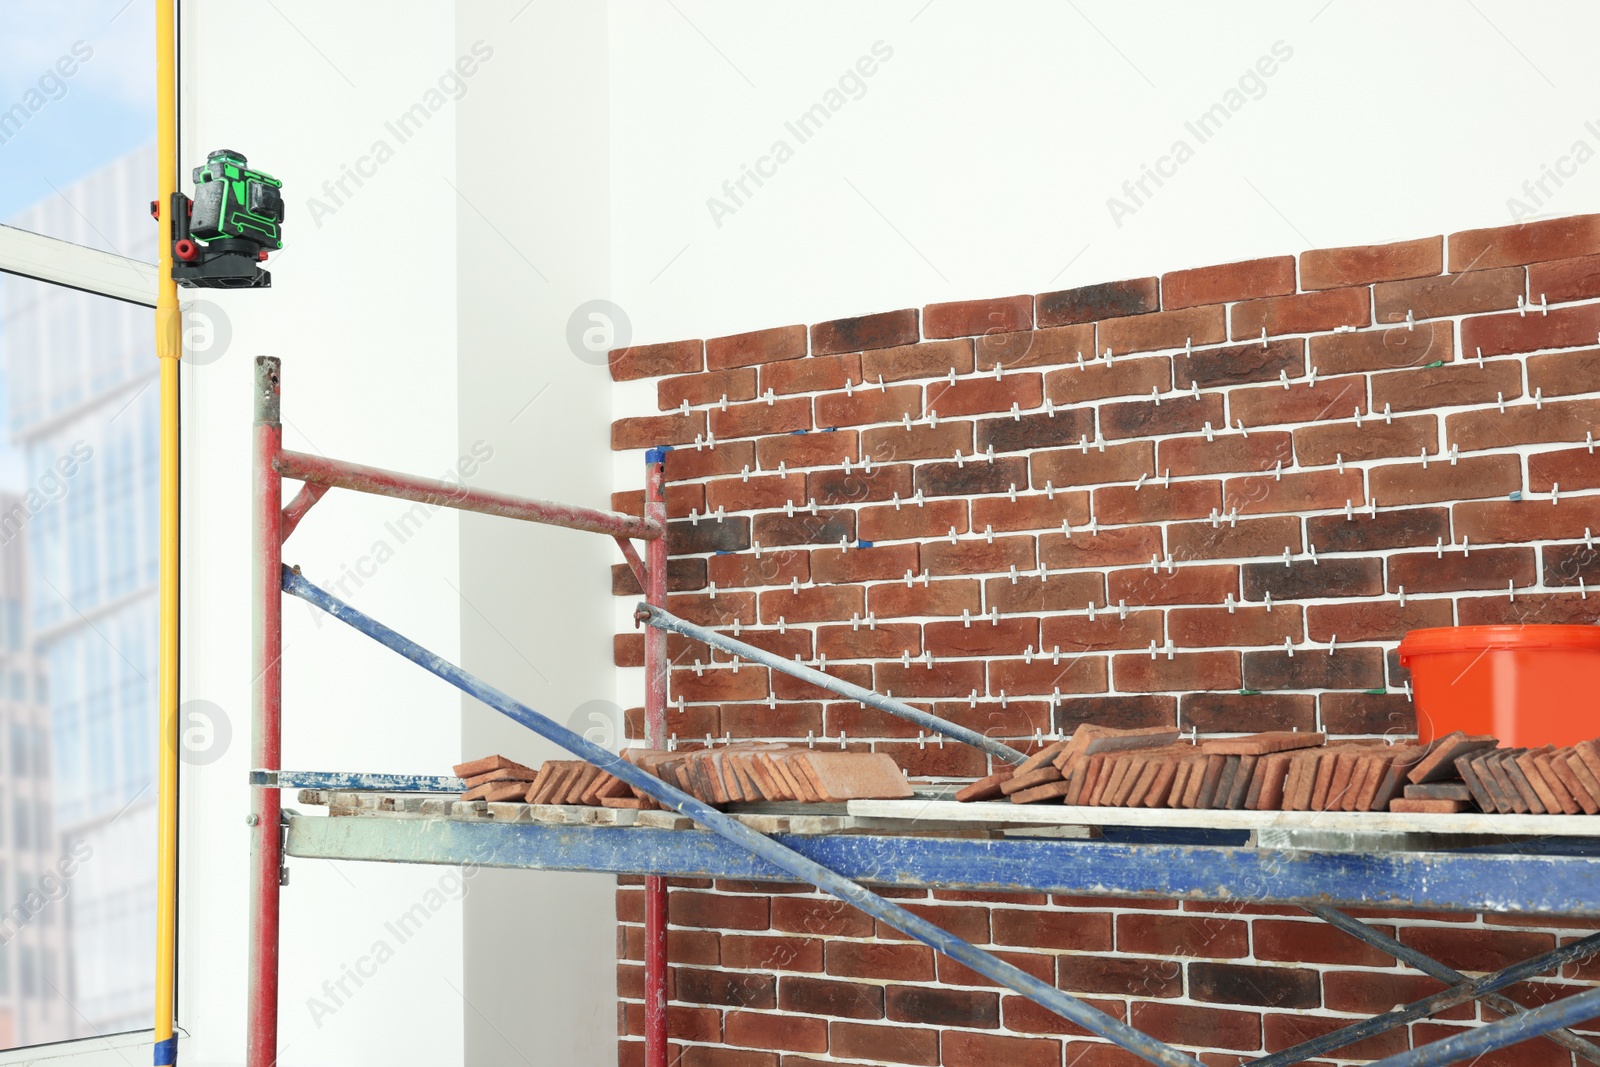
(282, 814), (1600, 918)
(276, 449), (661, 540)
(252, 770), (464, 792)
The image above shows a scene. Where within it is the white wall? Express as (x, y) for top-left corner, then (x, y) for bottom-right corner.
(178, 3), (465, 1064)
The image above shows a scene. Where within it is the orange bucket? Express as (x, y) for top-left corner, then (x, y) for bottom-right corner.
(1397, 625), (1600, 747)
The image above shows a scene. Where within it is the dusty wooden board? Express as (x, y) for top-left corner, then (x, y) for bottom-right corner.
(846, 799), (1600, 837)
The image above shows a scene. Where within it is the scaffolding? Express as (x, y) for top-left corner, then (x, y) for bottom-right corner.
(248, 356), (1600, 1067)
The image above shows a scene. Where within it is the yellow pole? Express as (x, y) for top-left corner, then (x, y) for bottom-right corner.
(153, 0), (181, 1062)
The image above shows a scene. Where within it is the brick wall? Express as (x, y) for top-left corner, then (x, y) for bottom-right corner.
(608, 213), (1600, 1066)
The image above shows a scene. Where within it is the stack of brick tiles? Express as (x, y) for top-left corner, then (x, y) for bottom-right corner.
(609, 213), (1600, 1066)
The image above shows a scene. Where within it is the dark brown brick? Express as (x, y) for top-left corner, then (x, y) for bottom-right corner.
(1100, 394), (1224, 440)
(825, 941), (934, 981)
(1254, 918), (1400, 965)
(1387, 545), (1535, 594)
(1368, 359), (1521, 414)
(671, 891), (768, 929)
(976, 408), (1094, 454)
(1179, 692), (1316, 733)
(610, 338), (702, 381)
(1458, 590), (1600, 626)
(1369, 454), (1522, 505)
(807, 463), (911, 510)
(1159, 432), (1293, 478)
(1054, 695), (1177, 732)
(668, 515), (751, 554)
(999, 995), (1128, 1039)
(916, 456), (1029, 497)
(1057, 956), (1181, 998)
(1187, 962), (1320, 1010)
(1322, 972), (1471, 1020)
(972, 490), (1090, 533)
(1037, 277), (1159, 326)
(751, 510), (853, 549)
(1530, 253), (1600, 303)
(1305, 598), (1454, 642)
(706, 325), (807, 370)
(1167, 516), (1302, 562)
(1293, 414), (1438, 466)
(1319, 692), (1417, 735)
(724, 1010), (827, 1053)
(1545, 542), (1600, 587)
(1231, 287), (1369, 340)
(885, 985), (999, 1028)
(1175, 338), (1304, 389)
(1449, 213), (1600, 271)
(860, 339), (973, 383)
(1308, 321), (1453, 374)
(1263, 1013), (1404, 1060)
(677, 966), (776, 1008)
(1242, 557), (1382, 601)
(777, 976), (882, 1019)
(1301, 235), (1443, 290)
(811, 309), (918, 355)
(1164, 257), (1296, 310)
(1374, 266), (1525, 322)
(1306, 507), (1449, 554)
(1241, 647), (1386, 690)
(613, 557), (705, 596)
(1401, 926), (1555, 973)
(923, 295), (1032, 339)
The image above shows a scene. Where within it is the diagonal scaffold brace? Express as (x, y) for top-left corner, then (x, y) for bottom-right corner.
(279, 564), (1205, 1067)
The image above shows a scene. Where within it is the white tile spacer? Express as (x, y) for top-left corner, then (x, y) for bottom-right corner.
(732, 617), (742, 636)
(1308, 543), (1318, 566)
(1383, 403), (1392, 425)
(1039, 562), (1050, 581)
(807, 499), (818, 515)
(1476, 346), (1485, 368)
(753, 540), (763, 559)
(790, 576), (800, 593)
(689, 507), (701, 526)
(1237, 420), (1249, 438)
(1152, 385), (1162, 406)
(1009, 564), (1020, 584)
(1024, 644), (1034, 664)
(1050, 687), (1062, 708)
(1165, 639), (1175, 660)
(868, 612), (877, 629)
(732, 656), (741, 673)
(1370, 497), (1378, 518)
(1436, 536), (1445, 559)
(1165, 553), (1175, 574)
(1225, 593), (1236, 614)
(1405, 309), (1415, 330)
(709, 581), (719, 600)
(1283, 546), (1293, 568)
(1584, 578), (1590, 601)
(852, 612), (862, 631)
(1260, 327), (1268, 349)
(1104, 347), (1115, 365)
(818, 652), (828, 671)
(1509, 579), (1516, 602)
(1191, 381), (1201, 400)
(715, 506), (726, 522)
(985, 524), (995, 543)
(1203, 421), (1215, 442)
(1079, 435), (1090, 454)
(680, 399), (691, 416)
(1497, 392), (1506, 414)
(1421, 448), (1429, 470)
(1149, 639), (1159, 660)
(1274, 460), (1283, 481)
(903, 412), (913, 430)
(962, 609), (972, 628)
(948, 367), (957, 386)
(1135, 472), (1149, 491)
(914, 488), (925, 507)
(918, 731), (927, 750)
(902, 649), (912, 667)
(1118, 599), (1128, 620)
(1045, 480), (1056, 500)
(1011, 402), (1022, 421)
(949, 526), (959, 545)
(785, 500), (796, 517)
(1229, 508), (1239, 528)
(777, 616), (787, 633)
(1052, 645), (1062, 665)
(1163, 468), (1171, 488)
(693, 658), (704, 676)
(1308, 366), (1319, 387)
(1398, 584), (1406, 607)
(742, 464), (752, 481)
(1062, 518), (1073, 539)
(1353, 406), (1364, 429)
(990, 606), (1000, 626)
(1096, 432), (1107, 452)
(1280, 369), (1291, 390)
(1210, 508), (1221, 529)
(929, 409), (939, 427)
(1535, 387), (1544, 411)
(986, 444), (996, 463)
(1045, 398), (1057, 418)
(1449, 445), (1459, 465)
(954, 449), (965, 468)
(1554, 483), (1561, 506)
(1151, 553), (1162, 573)
(969, 689), (979, 709)
(839, 731), (848, 751)
(1077, 352), (1087, 370)
(777, 461), (787, 477)
(1587, 528), (1595, 550)
(844, 378), (855, 397)
(995, 363), (1005, 381)
(1462, 536), (1470, 557)
(1264, 590), (1274, 612)
(764, 388), (776, 406)
(1087, 601), (1097, 622)
(1328, 635), (1337, 656)
(1284, 635), (1295, 658)
(1589, 431), (1596, 454)
(892, 491), (903, 511)
(878, 375), (886, 391)
(1336, 453), (1345, 475)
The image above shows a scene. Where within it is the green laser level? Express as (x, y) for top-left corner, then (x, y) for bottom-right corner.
(154, 149), (284, 289)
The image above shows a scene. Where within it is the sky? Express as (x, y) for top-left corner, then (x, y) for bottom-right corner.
(0, 0), (155, 226)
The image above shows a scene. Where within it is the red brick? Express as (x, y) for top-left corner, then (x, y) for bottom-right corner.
(1177, 338), (1304, 390)
(1322, 971), (1469, 1018)
(1454, 494), (1600, 544)
(924, 617), (1038, 658)
(1300, 235), (1443, 290)
(1374, 266), (1525, 323)
(918, 457), (1029, 498)
(1530, 253), (1600, 303)
(1388, 545), (1535, 594)
(1040, 611), (1163, 652)
(624, 701), (718, 741)
(1117, 913), (1248, 957)
(1462, 302), (1600, 358)
(707, 325), (807, 370)
(1293, 414), (1438, 466)
(1108, 564), (1238, 606)
(812, 543), (919, 584)
(773, 896), (874, 938)
(1033, 441), (1153, 489)
(710, 396), (812, 439)
(1163, 256), (1295, 310)
(1157, 432), (1291, 479)
(761, 353), (862, 396)
(620, 1003), (719, 1042)
(1045, 355), (1172, 406)
(725, 1010), (827, 1053)
(1223, 469), (1365, 515)
(707, 473), (808, 513)
(666, 440), (754, 481)
(675, 966), (776, 1008)
(1305, 506), (1449, 553)
(863, 421), (975, 464)
(971, 491), (1090, 533)
(828, 1021), (939, 1066)
(1305, 598), (1454, 643)
(660, 367), (758, 411)
(1262, 1013), (1404, 1060)
(613, 554), (703, 596)
(1057, 956), (1182, 998)
(1229, 374), (1367, 428)
(1308, 321), (1454, 375)
(1528, 347), (1600, 399)
(923, 295), (1032, 339)
(1039, 527), (1163, 570)
(1093, 480), (1221, 524)
(987, 655), (1110, 697)
(875, 659), (986, 699)
(722, 701), (821, 738)
(816, 384), (922, 429)
(985, 571), (1108, 614)
(879, 740), (988, 779)
(1063, 1042), (1174, 1067)
(991, 909), (1113, 950)
(1179, 692), (1315, 733)
(1231, 287), (1370, 340)
(976, 324), (1097, 372)
(678, 1050), (772, 1067)
(826, 941), (934, 981)
(1370, 359), (1521, 414)
(925, 374), (1042, 420)
(671, 891), (768, 929)
(869, 579), (982, 620)
(1410, 1023), (1572, 1067)
(613, 410), (707, 451)
(751, 510), (854, 548)
(1113, 650), (1241, 692)
(941, 1031), (1062, 1067)
(1000, 995), (1127, 1038)
(704, 629), (811, 664)
(808, 463), (913, 508)
(1369, 454), (1521, 506)
(1037, 277), (1159, 326)
(1530, 446), (1600, 493)
(610, 338), (702, 381)
(936, 948), (1054, 988)
(861, 339), (974, 384)
(759, 585), (864, 625)
(1099, 394), (1224, 440)
(671, 667), (768, 704)
(778, 976), (883, 1019)
(1448, 397), (1600, 453)
(1401, 926), (1555, 973)
(812, 309), (919, 355)
(757, 429), (859, 472)
(872, 903), (992, 946)
(619, 925), (720, 965)
(1129, 1001), (1260, 1052)
(615, 632), (644, 667)
(1168, 605), (1301, 647)
(1101, 305), (1226, 355)
(857, 498), (968, 542)
(1167, 516), (1302, 562)
(1458, 590), (1600, 626)
(1449, 213), (1600, 271)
